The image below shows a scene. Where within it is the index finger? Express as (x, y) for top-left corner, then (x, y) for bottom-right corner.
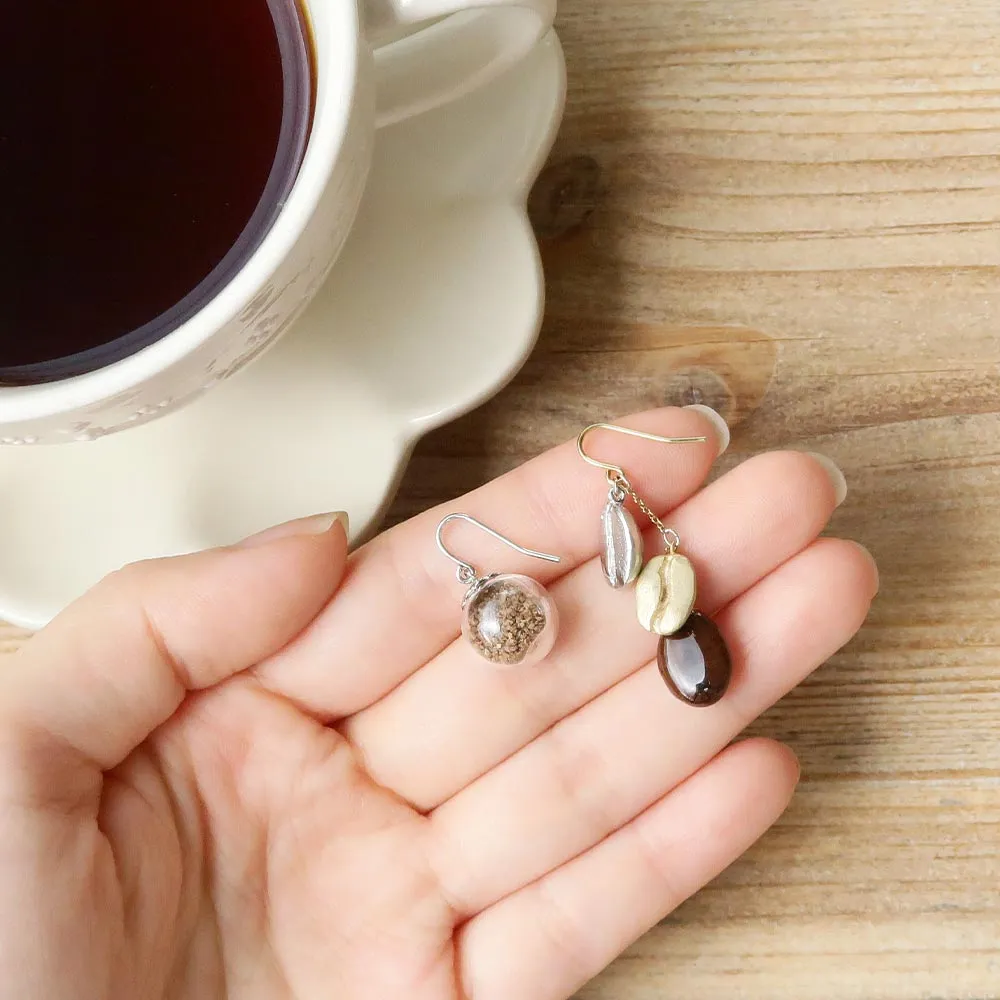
(255, 406), (727, 720)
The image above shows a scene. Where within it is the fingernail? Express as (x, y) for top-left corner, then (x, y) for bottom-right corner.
(804, 452), (848, 507)
(684, 404), (730, 456)
(238, 511), (349, 548)
(851, 541), (880, 595)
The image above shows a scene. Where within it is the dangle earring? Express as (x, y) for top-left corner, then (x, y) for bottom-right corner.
(437, 513), (561, 668)
(577, 423), (733, 707)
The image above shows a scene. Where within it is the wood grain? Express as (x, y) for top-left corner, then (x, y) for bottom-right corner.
(5, 1), (1000, 996)
(391, 1), (1000, 995)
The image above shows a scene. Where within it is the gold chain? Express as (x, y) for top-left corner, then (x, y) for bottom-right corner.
(611, 473), (680, 554)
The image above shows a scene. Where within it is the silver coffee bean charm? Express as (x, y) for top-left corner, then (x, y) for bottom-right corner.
(600, 494), (643, 589)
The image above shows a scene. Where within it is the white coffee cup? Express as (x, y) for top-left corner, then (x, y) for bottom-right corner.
(0, 0), (555, 445)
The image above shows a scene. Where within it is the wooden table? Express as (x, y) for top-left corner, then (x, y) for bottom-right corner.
(393, 1), (1000, 995)
(5, 1), (1000, 996)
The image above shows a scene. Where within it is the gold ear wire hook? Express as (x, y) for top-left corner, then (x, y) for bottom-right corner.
(576, 423), (708, 483)
(436, 513), (561, 586)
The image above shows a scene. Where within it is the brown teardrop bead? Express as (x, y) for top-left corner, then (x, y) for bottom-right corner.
(656, 612), (732, 707)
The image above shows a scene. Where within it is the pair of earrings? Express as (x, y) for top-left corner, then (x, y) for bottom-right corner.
(436, 423), (732, 707)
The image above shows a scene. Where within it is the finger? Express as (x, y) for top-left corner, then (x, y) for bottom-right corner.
(431, 537), (876, 915)
(0, 514), (348, 801)
(254, 407), (725, 717)
(458, 738), (800, 1000)
(345, 450), (843, 809)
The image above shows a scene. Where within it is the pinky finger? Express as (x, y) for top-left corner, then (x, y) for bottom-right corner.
(458, 738), (800, 1000)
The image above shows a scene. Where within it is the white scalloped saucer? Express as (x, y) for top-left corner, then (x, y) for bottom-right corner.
(0, 32), (566, 629)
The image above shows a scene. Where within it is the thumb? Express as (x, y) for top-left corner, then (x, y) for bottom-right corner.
(0, 512), (349, 788)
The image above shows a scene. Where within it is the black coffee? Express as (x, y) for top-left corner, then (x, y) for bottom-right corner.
(1, 0), (313, 384)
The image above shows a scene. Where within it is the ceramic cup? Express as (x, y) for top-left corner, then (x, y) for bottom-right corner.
(0, 0), (556, 445)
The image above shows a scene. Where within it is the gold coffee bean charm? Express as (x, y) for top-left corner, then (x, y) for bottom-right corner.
(635, 553), (697, 636)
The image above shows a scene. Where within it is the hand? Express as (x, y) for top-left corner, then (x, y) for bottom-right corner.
(0, 408), (876, 1000)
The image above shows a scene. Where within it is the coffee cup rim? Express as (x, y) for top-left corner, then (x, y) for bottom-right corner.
(0, 0), (362, 427)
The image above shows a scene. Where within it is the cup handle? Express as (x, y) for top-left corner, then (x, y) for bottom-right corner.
(365, 0), (557, 127)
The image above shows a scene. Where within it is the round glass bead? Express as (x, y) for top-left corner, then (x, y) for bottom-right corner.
(462, 574), (558, 667)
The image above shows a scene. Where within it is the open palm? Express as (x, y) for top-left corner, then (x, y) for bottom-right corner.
(0, 408), (876, 1000)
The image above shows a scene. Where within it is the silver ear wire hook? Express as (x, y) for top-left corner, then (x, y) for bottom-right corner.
(436, 513), (560, 587)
